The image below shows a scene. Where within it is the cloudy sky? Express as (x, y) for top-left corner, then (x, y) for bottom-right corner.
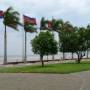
(0, 0), (90, 56)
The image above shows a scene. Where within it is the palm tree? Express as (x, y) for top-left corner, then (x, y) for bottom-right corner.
(51, 19), (65, 59)
(40, 17), (47, 30)
(55, 20), (74, 60)
(51, 19), (62, 60)
(40, 18), (65, 60)
(3, 7), (20, 64)
(64, 21), (74, 59)
(40, 18), (74, 60)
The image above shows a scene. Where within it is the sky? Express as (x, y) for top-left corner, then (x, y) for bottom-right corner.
(0, 0), (90, 56)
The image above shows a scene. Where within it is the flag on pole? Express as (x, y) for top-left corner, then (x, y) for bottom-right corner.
(45, 21), (52, 29)
(23, 15), (37, 25)
(0, 10), (4, 18)
(47, 21), (52, 28)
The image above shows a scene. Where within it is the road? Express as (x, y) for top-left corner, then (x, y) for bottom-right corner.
(0, 71), (90, 90)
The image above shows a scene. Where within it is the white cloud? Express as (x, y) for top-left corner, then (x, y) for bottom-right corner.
(0, 0), (90, 18)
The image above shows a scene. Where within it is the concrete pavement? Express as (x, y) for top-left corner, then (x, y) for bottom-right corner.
(0, 71), (90, 90)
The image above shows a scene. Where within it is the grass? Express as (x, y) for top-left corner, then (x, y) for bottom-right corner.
(0, 61), (90, 74)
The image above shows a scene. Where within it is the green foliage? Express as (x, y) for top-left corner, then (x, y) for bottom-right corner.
(24, 24), (37, 33)
(86, 25), (90, 48)
(51, 19), (62, 32)
(59, 26), (88, 63)
(40, 17), (47, 30)
(32, 31), (58, 56)
(40, 17), (64, 32)
(60, 29), (75, 52)
(52, 19), (73, 32)
(60, 27), (87, 52)
(3, 7), (20, 30)
(31, 31), (58, 67)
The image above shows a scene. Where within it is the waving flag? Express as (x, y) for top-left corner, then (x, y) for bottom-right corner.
(47, 21), (52, 28)
(0, 10), (4, 18)
(23, 15), (37, 25)
(45, 21), (52, 29)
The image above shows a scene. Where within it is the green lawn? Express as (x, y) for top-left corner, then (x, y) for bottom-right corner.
(0, 61), (90, 74)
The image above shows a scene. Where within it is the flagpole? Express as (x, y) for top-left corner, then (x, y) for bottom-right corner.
(52, 31), (55, 61)
(52, 16), (55, 61)
(23, 15), (37, 63)
(22, 27), (25, 62)
(23, 31), (27, 63)
(4, 25), (7, 64)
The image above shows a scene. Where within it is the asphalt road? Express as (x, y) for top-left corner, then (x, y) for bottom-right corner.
(0, 71), (90, 90)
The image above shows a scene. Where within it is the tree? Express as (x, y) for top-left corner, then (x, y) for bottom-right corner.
(63, 21), (74, 59)
(57, 20), (73, 59)
(31, 31), (58, 67)
(60, 27), (87, 63)
(51, 19), (64, 60)
(75, 27), (87, 63)
(3, 7), (20, 64)
(40, 17), (60, 60)
(86, 25), (90, 58)
(40, 17), (47, 30)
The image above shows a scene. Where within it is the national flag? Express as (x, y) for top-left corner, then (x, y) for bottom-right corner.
(23, 15), (37, 25)
(47, 21), (52, 28)
(45, 21), (52, 29)
(0, 10), (4, 18)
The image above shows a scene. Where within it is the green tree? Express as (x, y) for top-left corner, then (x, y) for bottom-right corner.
(57, 20), (73, 59)
(40, 18), (61, 60)
(40, 17), (47, 30)
(64, 21), (74, 59)
(86, 25), (90, 58)
(60, 27), (87, 63)
(3, 7), (20, 64)
(75, 27), (87, 63)
(51, 19), (64, 60)
(31, 31), (58, 67)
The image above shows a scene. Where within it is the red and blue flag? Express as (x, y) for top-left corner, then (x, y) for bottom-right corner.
(0, 10), (4, 18)
(23, 15), (37, 25)
(47, 21), (52, 28)
(45, 21), (52, 29)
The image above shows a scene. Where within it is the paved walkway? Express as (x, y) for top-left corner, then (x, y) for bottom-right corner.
(0, 71), (90, 90)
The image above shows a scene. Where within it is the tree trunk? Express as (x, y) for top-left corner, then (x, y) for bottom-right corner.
(71, 52), (74, 60)
(40, 55), (44, 67)
(87, 49), (89, 59)
(52, 55), (54, 60)
(24, 31), (27, 63)
(87, 40), (89, 59)
(4, 25), (7, 65)
(77, 52), (86, 63)
(77, 54), (81, 64)
(47, 55), (48, 62)
(51, 31), (55, 61)
(63, 52), (65, 60)
(77, 58), (81, 63)
(58, 33), (61, 47)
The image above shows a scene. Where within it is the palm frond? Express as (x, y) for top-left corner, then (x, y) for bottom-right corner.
(24, 24), (37, 33)
(5, 7), (13, 13)
(3, 7), (20, 30)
